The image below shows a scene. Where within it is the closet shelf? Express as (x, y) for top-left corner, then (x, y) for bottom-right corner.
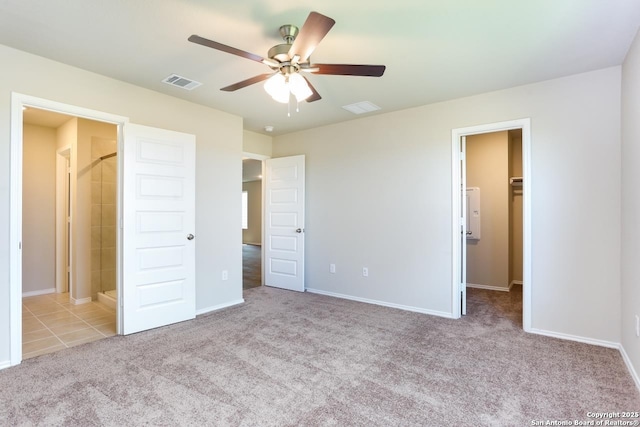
(509, 177), (523, 187)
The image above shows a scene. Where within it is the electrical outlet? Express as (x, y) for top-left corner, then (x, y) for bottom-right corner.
(362, 267), (369, 277)
(636, 315), (639, 337)
(330, 264), (336, 274)
(222, 270), (228, 281)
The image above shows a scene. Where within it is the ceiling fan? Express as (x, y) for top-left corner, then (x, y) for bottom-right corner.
(188, 11), (386, 104)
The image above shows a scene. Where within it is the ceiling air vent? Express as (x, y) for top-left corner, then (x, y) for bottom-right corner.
(342, 101), (381, 115)
(162, 74), (202, 91)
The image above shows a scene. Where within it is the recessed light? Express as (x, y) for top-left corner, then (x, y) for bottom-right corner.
(264, 125), (274, 132)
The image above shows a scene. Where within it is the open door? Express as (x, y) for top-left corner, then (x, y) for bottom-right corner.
(264, 155), (305, 292)
(460, 136), (467, 315)
(122, 124), (196, 334)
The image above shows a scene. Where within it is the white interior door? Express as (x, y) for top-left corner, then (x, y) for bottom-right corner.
(122, 124), (196, 334)
(460, 136), (467, 315)
(264, 155), (305, 292)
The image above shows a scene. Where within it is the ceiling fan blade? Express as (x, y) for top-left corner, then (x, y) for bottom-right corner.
(309, 64), (386, 77)
(188, 35), (278, 67)
(288, 12), (335, 63)
(302, 76), (322, 102)
(221, 73), (275, 92)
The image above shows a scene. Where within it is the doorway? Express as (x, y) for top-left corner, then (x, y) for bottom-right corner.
(451, 119), (532, 330)
(464, 130), (523, 319)
(10, 94), (128, 366)
(20, 106), (119, 358)
(242, 155), (266, 290)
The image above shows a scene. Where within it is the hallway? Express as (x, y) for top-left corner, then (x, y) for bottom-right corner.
(243, 244), (261, 290)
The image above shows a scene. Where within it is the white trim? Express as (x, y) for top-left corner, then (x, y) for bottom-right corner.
(10, 93), (129, 367)
(242, 151), (270, 161)
(306, 288), (455, 319)
(242, 242), (262, 246)
(620, 345), (640, 392)
(466, 281), (522, 292)
(97, 292), (117, 310)
(451, 118), (532, 332)
(466, 283), (510, 292)
(196, 299), (245, 316)
(70, 296), (92, 305)
(22, 288), (56, 298)
(529, 328), (619, 349)
(0, 361), (11, 371)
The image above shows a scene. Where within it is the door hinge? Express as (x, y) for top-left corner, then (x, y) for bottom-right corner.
(460, 151), (465, 161)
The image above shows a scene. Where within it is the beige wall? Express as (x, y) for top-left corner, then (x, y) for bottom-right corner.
(243, 130), (272, 157)
(0, 44), (243, 365)
(621, 28), (640, 387)
(466, 131), (510, 290)
(22, 124), (57, 294)
(242, 180), (262, 245)
(273, 66), (621, 344)
(509, 130), (523, 284)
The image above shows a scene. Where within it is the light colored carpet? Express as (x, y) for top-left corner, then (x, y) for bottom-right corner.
(1, 286), (638, 426)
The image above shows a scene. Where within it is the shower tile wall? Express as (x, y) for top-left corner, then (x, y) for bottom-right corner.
(91, 138), (117, 300)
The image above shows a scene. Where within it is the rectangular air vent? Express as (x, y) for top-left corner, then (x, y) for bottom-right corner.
(342, 101), (381, 115)
(162, 74), (202, 91)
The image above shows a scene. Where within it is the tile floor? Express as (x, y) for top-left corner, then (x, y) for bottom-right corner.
(22, 292), (116, 360)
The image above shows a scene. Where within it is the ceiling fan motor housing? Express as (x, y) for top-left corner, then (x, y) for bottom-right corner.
(268, 44), (292, 64)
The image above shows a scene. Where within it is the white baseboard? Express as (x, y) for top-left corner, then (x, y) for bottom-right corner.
(306, 288), (454, 319)
(509, 280), (523, 289)
(96, 292), (117, 310)
(196, 299), (244, 316)
(71, 296), (92, 305)
(619, 344), (640, 393)
(242, 242), (262, 246)
(0, 360), (11, 371)
(529, 327), (619, 349)
(22, 288), (55, 298)
(466, 283), (511, 292)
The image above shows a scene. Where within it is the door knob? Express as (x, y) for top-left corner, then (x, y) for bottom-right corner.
(187, 234), (195, 240)
(295, 228), (303, 233)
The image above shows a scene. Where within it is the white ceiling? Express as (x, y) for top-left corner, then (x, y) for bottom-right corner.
(2, 0), (639, 136)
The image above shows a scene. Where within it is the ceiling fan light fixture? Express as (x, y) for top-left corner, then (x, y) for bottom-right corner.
(264, 72), (312, 104)
(289, 73), (312, 102)
(264, 73), (289, 103)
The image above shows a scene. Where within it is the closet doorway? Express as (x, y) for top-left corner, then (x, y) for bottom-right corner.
(451, 119), (532, 330)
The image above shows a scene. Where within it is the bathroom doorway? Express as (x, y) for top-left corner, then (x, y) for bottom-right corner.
(21, 107), (118, 359)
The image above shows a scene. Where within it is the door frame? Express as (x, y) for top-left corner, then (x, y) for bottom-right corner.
(9, 93), (128, 366)
(451, 118), (532, 331)
(242, 151), (270, 286)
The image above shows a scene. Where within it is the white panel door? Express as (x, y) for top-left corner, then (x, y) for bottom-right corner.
(122, 124), (196, 334)
(265, 155), (305, 292)
(460, 136), (467, 315)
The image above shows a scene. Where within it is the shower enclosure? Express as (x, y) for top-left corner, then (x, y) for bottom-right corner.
(91, 138), (117, 307)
